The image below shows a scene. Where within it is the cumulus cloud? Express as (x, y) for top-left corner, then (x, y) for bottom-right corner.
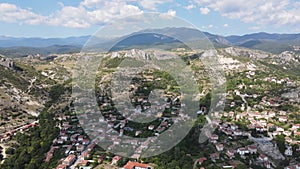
(223, 23), (229, 27)
(185, 4), (196, 10)
(138, 0), (173, 10)
(0, 3), (45, 24)
(201, 24), (214, 29)
(0, 0), (143, 28)
(159, 9), (176, 19)
(192, 0), (300, 26)
(200, 7), (210, 15)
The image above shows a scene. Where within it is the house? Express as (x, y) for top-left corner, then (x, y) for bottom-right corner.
(215, 143), (224, 151)
(98, 156), (104, 164)
(62, 154), (76, 166)
(78, 135), (84, 141)
(278, 116), (288, 122)
(292, 124), (300, 130)
(279, 111), (287, 116)
(226, 149), (235, 159)
(65, 145), (72, 155)
(283, 131), (292, 137)
(209, 153), (220, 162)
(259, 154), (268, 162)
(256, 126), (265, 132)
(237, 147), (249, 156)
(76, 144), (85, 152)
(82, 151), (91, 160)
(56, 164), (67, 169)
(111, 156), (122, 165)
(148, 125), (155, 130)
(228, 111), (235, 117)
(197, 110), (204, 115)
(285, 137), (293, 143)
(87, 143), (95, 151)
(122, 161), (152, 169)
(234, 130), (242, 136)
(285, 146), (293, 156)
(230, 125), (238, 130)
(80, 138), (89, 145)
(277, 127), (285, 132)
(61, 134), (68, 141)
(247, 145), (257, 154)
(264, 161), (271, 169)
(223, 130), (233, 136)
(57, 139), (64, 144)
(210, 134), (218, 143)
(285, 164), (300, 169)
(78, 160), (89, 166)
(198, 157), (207, 165)
(79, 167), (92, 169)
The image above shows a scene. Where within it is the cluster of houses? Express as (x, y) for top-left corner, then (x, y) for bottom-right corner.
(193, 118), (300, 169)
(0, 121), (38, 142)
(42, 114), (99, 169)
(111, 156), (153, 169)
(221, 108), (300, 145)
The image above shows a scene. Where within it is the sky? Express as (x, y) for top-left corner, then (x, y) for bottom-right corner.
(0, 0), (300, 38)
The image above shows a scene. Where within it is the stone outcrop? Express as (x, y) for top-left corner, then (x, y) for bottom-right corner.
(0, 57), (15, 69)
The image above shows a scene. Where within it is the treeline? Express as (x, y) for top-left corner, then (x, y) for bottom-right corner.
(0, 84), (66, 169)
(1, 110), (59, 169)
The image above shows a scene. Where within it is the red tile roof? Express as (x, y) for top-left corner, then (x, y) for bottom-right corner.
(56, 164), (67, 169)
(123, 161), (149, 169)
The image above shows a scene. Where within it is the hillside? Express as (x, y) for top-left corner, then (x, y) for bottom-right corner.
(1, 28), (300, 55)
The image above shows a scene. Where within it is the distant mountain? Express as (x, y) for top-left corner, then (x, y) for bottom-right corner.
(226, 32), (300, 44)
(0, 35), (90, 47)
(1, 29), (300, 56)
(0, 45), (81, 58)
(90, 27), (230, 52)
(225, 32), (300, 53)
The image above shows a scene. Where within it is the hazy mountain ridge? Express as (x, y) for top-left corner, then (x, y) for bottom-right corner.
(1, 28), (300, 57)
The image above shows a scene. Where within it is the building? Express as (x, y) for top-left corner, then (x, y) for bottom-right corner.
(237, 147), (249, 156)
(285, 164), (300, 169)
(210, 134), (218, 143)
(285, 146), (293, 156)
(122, 161), (152, 169)
(62, 154), (76, 166)
(111, 156), (122, 165)
(259, 154), (268, 162)
(247, 145), (257, 154)
(198, 157), (207, 165)
(210, 153), (220, 162)
(226, 149), (235, 159)
(215, 143), (224, 151)
(56, 164), (67, 169)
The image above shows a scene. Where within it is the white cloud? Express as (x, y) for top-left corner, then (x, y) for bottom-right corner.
(0, 1), (143, 28)
(138, 0), (172, 10)
(201, 24), (214, 29)
(192, 0), (300, 27)
(223, 23), (229, 27)
(185, 4), (196, 10)
(249, 26), (260, 30)
(159, 9), (176, 19)
(200, 7), (210, 15)
(0, 3), (45, 24)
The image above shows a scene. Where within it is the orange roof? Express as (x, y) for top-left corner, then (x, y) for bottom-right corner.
(123, 161), (149, 169)
(56, 164), (67, 169)
(63, 154), (76, 163)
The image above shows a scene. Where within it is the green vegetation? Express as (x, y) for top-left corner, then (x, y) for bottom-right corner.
(1, 110), (59, 169)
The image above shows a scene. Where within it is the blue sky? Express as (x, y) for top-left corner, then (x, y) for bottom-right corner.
(0, 0), (300, 37)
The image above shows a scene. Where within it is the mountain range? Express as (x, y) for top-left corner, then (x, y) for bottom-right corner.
(1, 27), (300, 57)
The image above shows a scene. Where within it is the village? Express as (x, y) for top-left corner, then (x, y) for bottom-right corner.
(0, 49), (299, 169)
